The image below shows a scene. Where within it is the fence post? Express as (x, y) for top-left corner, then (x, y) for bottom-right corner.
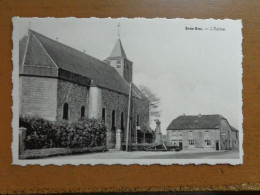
(19, 127), (27, 155)
(115, 129), (121, 150)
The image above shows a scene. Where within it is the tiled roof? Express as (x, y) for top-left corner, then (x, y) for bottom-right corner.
(166, 115), (226, 130)
(21, 30), (144, 96)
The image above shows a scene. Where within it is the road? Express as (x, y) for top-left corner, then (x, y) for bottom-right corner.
(53, 150), (239, 159)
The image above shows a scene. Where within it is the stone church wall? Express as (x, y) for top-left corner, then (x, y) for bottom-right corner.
(132, 97), (150, 131)
(101, 88), (149, 148)
(101, 88), (128, 148)
(19, 76), (58, 121)
(56, 79), (88, 122)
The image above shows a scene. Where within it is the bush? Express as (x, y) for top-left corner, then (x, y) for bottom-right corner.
(20, 116), (107, 149)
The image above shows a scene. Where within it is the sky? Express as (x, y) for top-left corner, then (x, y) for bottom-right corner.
(14, 18), (243, 134)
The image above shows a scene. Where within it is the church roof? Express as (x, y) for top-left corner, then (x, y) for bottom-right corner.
(108, 39), (127, 59)
(166, 114), (227, 130)
(20, 30), (144, 96)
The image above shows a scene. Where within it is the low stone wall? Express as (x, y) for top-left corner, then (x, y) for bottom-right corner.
(19, 146), (108, 159)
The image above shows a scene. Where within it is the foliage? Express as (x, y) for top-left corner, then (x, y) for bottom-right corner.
(139, 84), (161, 121)
(20, 116), (107, 149)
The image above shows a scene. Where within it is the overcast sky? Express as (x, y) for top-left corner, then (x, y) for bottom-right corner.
(14, 18), (243, 133)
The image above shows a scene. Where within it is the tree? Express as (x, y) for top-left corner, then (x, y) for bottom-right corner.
(139, 85), (161, 122)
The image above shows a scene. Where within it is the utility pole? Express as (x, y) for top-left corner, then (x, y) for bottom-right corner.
(126, 82), (132, 152)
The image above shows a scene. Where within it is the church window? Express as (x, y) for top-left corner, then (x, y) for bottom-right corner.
(81, 106), (85, 118)
(102, 108), (106, 123)
(117, 60), (121, 68)
(121, 112), (124, 130)
(116, 60), (121, 68)
(111, 110), (116, 130)
(136, 114), (140, 126)
(63, 103), (69, 120)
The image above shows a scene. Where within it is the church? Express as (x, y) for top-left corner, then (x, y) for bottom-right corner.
(19, 30), (150, 149)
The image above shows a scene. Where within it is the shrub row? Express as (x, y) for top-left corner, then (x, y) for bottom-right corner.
(20, 116), (107, 150)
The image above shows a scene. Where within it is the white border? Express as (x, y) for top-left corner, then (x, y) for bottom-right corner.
(12, 17), (243, 166)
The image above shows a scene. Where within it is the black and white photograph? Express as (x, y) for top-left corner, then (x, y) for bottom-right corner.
(12, 17), (243, 165)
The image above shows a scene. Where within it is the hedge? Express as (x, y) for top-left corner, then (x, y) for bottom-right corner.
(19, 116), (107, 150)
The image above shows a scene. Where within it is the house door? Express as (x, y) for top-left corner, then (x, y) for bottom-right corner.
(179, 141), (183, 149)
(216, 140), (219, 150)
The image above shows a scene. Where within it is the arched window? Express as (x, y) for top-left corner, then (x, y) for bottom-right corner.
(136, 114), (140, 126)
(63, 103), (69, 120)
(81, 106), (85, 118)
(102, 108), (106, 123)
(121, 112), (124, 130)
(111, 110), (116, 130)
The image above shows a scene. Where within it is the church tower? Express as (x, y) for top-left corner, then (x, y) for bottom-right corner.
(104, 39), (133, 83)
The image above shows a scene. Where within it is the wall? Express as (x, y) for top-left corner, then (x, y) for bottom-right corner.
(19, 76), (58, 121)
(167, 129), (220, 151)
(56, 79), (88, 122)
(231, 130), (239, 150)
(101, 88), (129, 148)
(101, 88), (149, 148)
(219, 119), (233, 150)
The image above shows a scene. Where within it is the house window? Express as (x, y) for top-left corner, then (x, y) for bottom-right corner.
(121, 112), (124, 130)
(112, 110), (116, 130)
(81, 106), (85, 118)
(189, 139), (195, 146)
(63, 103), (69, 120)
(205, 139), (211, 145)
(102, 108), (106, 123)
(189, 131), (193, 137)
(136, 114), (140, 126)
(172, 139), (178, 146)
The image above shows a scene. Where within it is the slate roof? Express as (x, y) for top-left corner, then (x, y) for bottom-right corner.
(166, 115), (226, 130)
(20, 30), (144, 97)
(108, 39), (127, 59)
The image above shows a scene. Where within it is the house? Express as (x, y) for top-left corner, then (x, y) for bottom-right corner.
(19, 30), (151, 149)
(166, 114), (239, 151)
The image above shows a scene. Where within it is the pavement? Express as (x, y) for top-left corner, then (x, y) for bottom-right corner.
(53, 149), (240, 159)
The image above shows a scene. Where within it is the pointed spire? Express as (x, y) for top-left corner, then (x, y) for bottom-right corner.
(108, 39), (127, 59)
